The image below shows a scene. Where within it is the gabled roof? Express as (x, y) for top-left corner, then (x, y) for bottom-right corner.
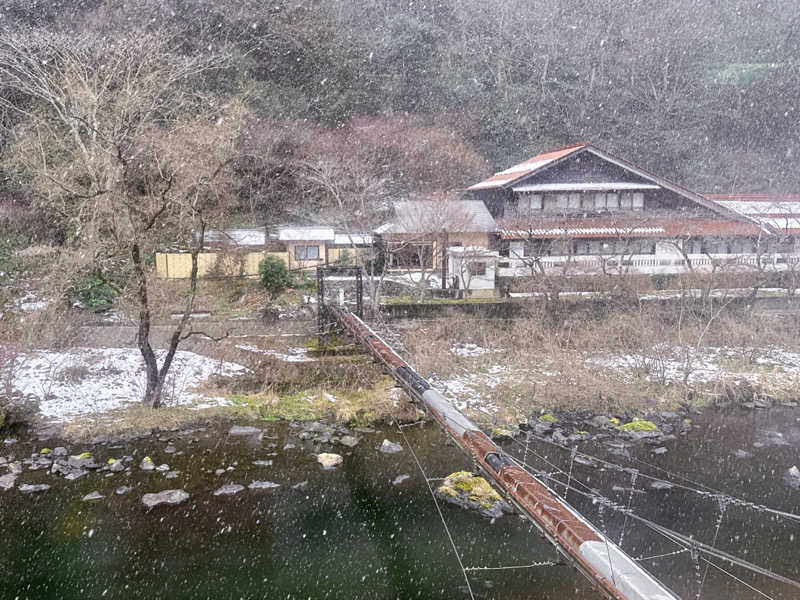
(377, 199), (497, 235)
(468, 142), (745, 222)
(468, 143), (588, 191)
(705, 194), (800, 235)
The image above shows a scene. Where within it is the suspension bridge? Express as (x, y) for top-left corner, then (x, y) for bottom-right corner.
(316, 267), (800, 600)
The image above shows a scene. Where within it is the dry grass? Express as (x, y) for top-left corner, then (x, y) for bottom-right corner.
(224, 376), (416, 425)
(400, 301), (800, 421)
(59, 404), (235, 441)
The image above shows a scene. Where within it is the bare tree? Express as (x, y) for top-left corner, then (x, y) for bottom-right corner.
(0, 30), (239, 408)
(381, 195), (477, 302)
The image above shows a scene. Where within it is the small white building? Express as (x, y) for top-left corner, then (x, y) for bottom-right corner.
(447, 246), (499, 297)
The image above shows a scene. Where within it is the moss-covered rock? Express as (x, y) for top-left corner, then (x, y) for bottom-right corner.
(617, 418), (658, 433)
(539, 413), (557, 423)
(435, 471), (511, 519)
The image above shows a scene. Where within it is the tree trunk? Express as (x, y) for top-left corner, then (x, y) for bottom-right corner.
(133, 221), (204, 409)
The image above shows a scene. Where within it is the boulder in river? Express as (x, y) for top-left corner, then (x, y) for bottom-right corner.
(68, 453), (99, 469)
(392, 474), (411, 486)
(142, 489), (189, 508)
(214, 484), (245, 496)
(435, 471), (511, 520)
(139, 457), (155, 471)
(0, 473), (16, 491)
(82, 491), (104, 502)
(19, 483), (50, 494)
(106, 458), (125, 473)
(317, 453), (343, 469)
(228, 425), (262, 437)
(248, 480), (280, 490)
(378, 439), (403, 454)
(338, 435), (359, 448)
(784, 465), (800, 490)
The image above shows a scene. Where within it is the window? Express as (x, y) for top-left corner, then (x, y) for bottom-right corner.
(685, 238), (702, 254)
(632, 192), (644, 210)
(294, 244), (320, 260)
(574, 240), (590, 255)
(619, 192), (632, 209)
(468, 262), (487, 276)
(594, 192), (606, 210)
(568, 193), (581, 209)
(516, 193), (542, 217)
(606, 193), (619, 209)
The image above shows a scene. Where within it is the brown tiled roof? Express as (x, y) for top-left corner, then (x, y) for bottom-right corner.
(498, 217), (763, 240)
(467, 143), (588, 191)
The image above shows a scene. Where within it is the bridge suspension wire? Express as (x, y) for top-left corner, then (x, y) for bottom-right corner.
(463, 561), (559, 572)
(503, 449), (800, 595)
(701, 557), (778, 600)
(393, 420), (476, 600)
(507, 429), (800, 524)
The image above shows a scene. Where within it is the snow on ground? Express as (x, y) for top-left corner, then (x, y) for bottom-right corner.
(3, 292), (52, 314)
(9, 347), (249, 422)
(588, 346), (800, 386)
(430, 345), (800, 414)
(234, 344), (316, 362)
(451, 343), (491, 357)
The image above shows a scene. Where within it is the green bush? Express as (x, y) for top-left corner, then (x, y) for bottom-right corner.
(74, 273), (120, 310)
(258, 256), (292, 300)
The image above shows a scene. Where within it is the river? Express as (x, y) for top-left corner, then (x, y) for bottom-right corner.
(1, 406), (798, 599)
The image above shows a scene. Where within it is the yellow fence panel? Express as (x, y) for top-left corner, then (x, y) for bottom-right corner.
(155, 251), (286, 279)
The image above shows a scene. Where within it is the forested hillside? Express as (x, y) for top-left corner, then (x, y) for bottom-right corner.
(2, 0), (799, 241)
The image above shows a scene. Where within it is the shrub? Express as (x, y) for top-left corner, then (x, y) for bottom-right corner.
(258, 256), (292, 301)
(74, 273), (120, 310)
(0, 394), (37, 432)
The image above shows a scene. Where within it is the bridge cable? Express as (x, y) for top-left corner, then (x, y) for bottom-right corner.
(505, 450), (800, 594)
(393, 420), (476, 600)
(463, 561), (559, 572)
(505, 429), (800, 524)
(701, 557), (778, 600)
(697, 496), (728, 599)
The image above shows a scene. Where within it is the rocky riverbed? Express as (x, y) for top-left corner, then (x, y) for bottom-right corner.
(1, 404), (799, 599)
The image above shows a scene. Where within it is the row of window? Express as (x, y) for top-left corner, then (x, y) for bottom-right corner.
(502, 237), (787, 258)
(508, 239), (656, 257)
(514, 191), (645, 217)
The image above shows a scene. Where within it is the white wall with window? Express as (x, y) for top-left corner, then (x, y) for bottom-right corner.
(447, 247), (498, 292)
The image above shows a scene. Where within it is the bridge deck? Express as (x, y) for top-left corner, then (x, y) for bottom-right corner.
(327, 304), (680, 600)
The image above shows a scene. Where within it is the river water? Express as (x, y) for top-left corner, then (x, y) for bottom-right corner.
(1, 407), (798, 599)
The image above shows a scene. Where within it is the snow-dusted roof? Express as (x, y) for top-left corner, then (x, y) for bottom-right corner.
(512, 182), (660, 193)
(705, 194), (800, 234)
(447, 246), (499, 256)
(204, 228), (266, 248)
(378, 200), (497, 234)
(333, 233), (373, 246)
(278, 227), (335, 241)
(468, 144), (587, 191)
